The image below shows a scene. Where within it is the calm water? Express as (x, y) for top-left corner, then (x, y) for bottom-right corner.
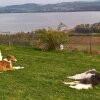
(0, 12), (100, 33)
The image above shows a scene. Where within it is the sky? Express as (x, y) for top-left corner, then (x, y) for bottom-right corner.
(0, 0), (97, 6)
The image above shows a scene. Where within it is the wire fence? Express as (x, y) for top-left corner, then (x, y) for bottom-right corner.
(0, 31), (35, 47)
(0, 32), (100, 54)
(68, 35), (100, 54)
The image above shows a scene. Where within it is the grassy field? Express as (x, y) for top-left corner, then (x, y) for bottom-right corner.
(0, 45), (100, 100)
(69, 44), (100, 53)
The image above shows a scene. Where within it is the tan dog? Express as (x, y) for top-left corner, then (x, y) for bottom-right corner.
(0, 55), (23, 72)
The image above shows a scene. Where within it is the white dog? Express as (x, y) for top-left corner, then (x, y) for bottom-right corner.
(63, 69), (100, 90)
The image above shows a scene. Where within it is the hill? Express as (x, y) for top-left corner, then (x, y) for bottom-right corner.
(0, 45), (100, 99)
(0, 1), (100, 13)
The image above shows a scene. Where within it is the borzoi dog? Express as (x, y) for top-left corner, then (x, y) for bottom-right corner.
(63, 69), (100, 90)
(0, 54), (24, 72)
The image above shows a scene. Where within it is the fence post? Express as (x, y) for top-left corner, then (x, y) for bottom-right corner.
(8, 32), (11, 46)
(89, 34), (92, 53)
(31, 31), (35, 48)
(89, 27), (92, 54)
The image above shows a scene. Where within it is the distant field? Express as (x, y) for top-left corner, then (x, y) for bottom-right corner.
(69, 36), (100, 53)
(0, 45), (100, 100)
(69, 36), (100, 44)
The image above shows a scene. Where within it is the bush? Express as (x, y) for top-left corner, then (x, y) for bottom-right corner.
(33, 28), (69, 51)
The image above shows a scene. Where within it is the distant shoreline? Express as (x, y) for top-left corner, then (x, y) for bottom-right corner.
(0, 1), (100, 13)
(0, 11), (100, 14)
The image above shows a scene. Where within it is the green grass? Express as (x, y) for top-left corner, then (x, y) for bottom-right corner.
(0, 45), (100, 100)
(69, 44), (100, 52)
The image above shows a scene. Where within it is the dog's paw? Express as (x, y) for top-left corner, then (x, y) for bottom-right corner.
(63, 82), (68, 84)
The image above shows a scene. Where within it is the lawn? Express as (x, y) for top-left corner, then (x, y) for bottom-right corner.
(0, 45), (100, 100)
(69, 44), (100, 53)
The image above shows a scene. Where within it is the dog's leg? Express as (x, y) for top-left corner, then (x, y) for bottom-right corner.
(7, 67), (16, 71)
(69, 84), (92, 90)
(69, 84), (85, 90)
(69, 85), (79, 89)
(13, 66), (24, 70)
(7, 66), (24, 71)
(67, 73), (87, 80)
(63, 81), (79, 85)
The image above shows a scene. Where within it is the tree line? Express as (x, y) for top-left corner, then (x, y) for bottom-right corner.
(74, 23), (100, 33)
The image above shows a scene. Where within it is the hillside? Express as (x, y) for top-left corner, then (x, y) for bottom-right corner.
(0, 45), (100, 100)
(0, 1), (100, 13)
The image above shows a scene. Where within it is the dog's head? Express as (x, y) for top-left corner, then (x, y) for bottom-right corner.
(96, 73), (100, 83)
(6, 55), (17, 62)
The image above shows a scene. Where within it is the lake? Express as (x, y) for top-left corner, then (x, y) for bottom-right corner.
(0, 12), (100, 33)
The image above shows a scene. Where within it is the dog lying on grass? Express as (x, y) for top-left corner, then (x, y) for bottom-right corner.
(0, 54), (24, 72)
(63, 69), (100, 90)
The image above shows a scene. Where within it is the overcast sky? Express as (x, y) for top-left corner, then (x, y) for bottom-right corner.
(0, 0), (97, 6)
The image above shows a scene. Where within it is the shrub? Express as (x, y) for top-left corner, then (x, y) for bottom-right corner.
(33, 28), (69, 51)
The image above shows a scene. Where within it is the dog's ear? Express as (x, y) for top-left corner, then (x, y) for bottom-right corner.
(6, 55), (11, 61)
(7, 55), (11, 57)
(6, 55), (17, 62)
(96, 73), (100, 81)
